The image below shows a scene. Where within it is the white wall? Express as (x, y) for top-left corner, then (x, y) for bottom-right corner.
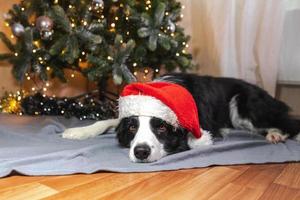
(278, 1), (300, 84)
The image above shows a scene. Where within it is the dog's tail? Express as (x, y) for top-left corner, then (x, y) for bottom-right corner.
(62, 118), (120, 140)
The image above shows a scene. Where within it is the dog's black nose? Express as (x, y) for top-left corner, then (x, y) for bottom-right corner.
(134, 145), (151, 160)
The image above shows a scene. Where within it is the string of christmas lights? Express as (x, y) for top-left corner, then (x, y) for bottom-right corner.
(0, 89), (118, 120)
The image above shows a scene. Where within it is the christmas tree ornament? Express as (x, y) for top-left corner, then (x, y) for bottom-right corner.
(36, 16), (53, 31)
(36, 16), (54, 40)
(168, 20), (176, 32)
(0, 91), (27, 114)
(33, 63), (42, 73)
(11, 23), (25, 37)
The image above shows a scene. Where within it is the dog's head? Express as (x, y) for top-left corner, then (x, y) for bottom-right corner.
(116, 116), (190, 163)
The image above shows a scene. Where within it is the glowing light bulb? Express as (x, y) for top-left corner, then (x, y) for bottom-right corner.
(33, 40), (40, 47)
(14, 52), (18, 56)
(111, 23), (116, 28)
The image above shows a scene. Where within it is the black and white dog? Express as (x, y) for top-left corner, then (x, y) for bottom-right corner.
(62, 73), (300, 162)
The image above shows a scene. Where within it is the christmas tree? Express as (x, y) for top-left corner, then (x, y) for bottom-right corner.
(0, 0), (192, 86)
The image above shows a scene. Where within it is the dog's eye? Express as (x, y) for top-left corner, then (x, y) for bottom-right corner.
(158, 124), (167, 133)
(129, 125), (137, 133)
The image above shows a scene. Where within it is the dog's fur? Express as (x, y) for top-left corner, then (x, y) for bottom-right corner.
(63, 73), (300, 162)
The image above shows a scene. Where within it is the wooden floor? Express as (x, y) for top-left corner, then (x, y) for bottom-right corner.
(0, 163), (299, 200)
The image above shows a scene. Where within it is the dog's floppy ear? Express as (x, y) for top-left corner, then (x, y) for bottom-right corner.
(164, 126), (190, 153)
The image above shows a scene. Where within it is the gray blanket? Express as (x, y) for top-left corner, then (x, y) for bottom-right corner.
(0, 114), (299, 177)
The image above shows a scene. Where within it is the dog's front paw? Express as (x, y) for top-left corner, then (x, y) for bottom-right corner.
(266, 129), (288, 144)
(62, 128), (91, 140)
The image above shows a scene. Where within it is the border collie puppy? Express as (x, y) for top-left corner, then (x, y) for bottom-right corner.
(62, 73), (300, 163)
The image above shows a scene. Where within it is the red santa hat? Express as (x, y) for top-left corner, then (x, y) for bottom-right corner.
(119, 82), (202, 139)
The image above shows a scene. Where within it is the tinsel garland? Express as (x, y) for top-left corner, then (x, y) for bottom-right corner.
(21, 91), (118, 120)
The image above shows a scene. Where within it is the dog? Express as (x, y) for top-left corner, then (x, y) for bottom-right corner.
(62, 73), (300, 163)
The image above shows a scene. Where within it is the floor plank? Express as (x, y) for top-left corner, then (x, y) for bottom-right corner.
(274, 163), (300, 189)
(0, 176), (48, 191)
(98, 168), (208, 200)
(0, 182), (57, 200)
(208, 183), (263, 200)
(41, 173), (113, 191)
(258, 183), (300, 200)
(145, 166), (244, 200)
(232, 164), (285, 191)
(42, 172), (157, 200)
